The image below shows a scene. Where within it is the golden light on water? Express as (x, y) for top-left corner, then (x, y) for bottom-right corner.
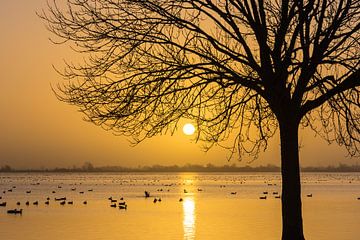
(183, 197), (196, 240)
(183, 123), (196, 135)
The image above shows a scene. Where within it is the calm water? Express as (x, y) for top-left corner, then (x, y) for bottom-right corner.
(0, 172), (359, 240)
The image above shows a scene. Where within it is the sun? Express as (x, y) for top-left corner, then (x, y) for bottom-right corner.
(183, 123), (196, 135)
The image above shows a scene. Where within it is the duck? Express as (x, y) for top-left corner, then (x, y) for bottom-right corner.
(0, 202), (7, 207)
(60, 201), (66, 205)
(110, 203), (116, 208)
(119, 204), (127, 210)
(25, 201), (29, 206)
(16, 202), (21, 206)
(83, 201), (87, 205)
(231, 192), (237, 195)
(33, 201), (38, 205)
(55, 197), (66, 201)
(67, 201), (73, 205)
(153, 198), (157, 203)
(45, 201), (50, 205)
(307, 194), (313, 197)
(7, 209), (22, 215)
(259, 196), (267, 200)
(144, 191), (150, 198)
(179, 198), (183, 202)
(26, 190), (31, 194)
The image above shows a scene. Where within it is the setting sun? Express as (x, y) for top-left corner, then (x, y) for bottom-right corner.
(183, 123), (196, 135)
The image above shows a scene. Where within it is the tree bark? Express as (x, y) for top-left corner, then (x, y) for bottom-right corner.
(279, 118), (305, 240)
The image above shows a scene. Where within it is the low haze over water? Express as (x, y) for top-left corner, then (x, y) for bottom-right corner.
(1, 172), (359, 240)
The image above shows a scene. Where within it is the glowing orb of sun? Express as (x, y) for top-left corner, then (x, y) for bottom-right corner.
(183, 123), (196, 135)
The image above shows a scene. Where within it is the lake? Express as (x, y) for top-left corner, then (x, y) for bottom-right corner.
(0, 172), (359, 239)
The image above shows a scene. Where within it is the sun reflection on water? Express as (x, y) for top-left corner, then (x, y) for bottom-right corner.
(183, 197), (196, 240)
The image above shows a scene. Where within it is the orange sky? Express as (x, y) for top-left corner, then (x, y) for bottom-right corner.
(0, 1), (357, 169)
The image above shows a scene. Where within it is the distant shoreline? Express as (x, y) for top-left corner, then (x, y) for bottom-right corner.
(1, 163), (360, 173)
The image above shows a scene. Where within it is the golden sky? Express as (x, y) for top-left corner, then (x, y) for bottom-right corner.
(0, 1), (357, 169)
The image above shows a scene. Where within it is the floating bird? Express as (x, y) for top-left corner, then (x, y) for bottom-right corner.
(33, 201), (38, 205)
(275, 196), (281, 199)
(88, 189), (93, 192)
(79, 191), (84, 194)
(259, 196), (267, 200)
(0, 202), (7, 207)
(110, 203), (116, 208)
(119, 201), (126, 206)
(67, 201), (73, 205)
(26, 191), (31, 194)
(153, 198), (157, 203)
(307, 194), (313, 197)
(25, 201), (29, 206)
(197, 188), (203, 192)
(119, 204), (127, 210)
(83, 201), (87, 205)
(60, 201), (66, 205)
(273, 192), (278, 195)
(179, 198), (183, 202)
(184, 189), (188, 193)
(110, 199), (117, 203)
(158, 198), (162, 202)
(71, 188), (76, 191)
(52, 191), (56, 193)
(7, 209), (22, 215)
(16, 202), (21, 206)
(144, 191), (150, 198)
(231, 192), (237, 195)
(45, 201), (49, 205)
(46, 197), (50, 200)
(55, 197), (66, 201)
(263, 191), (268, 194)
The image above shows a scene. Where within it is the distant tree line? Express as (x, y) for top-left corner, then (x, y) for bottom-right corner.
(1, 163), (360, 173)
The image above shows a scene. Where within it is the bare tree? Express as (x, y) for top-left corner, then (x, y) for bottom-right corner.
(39, 0), (360, 239)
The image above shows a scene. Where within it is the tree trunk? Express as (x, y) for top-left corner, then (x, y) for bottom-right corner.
(279, 118), (305, 240)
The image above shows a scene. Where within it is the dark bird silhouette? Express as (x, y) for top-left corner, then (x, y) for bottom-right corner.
(231, 192), (237, 195)
(259, 196), (267, 200)
(110, 203), (116, 208)
(144, 191), (150, 198)
(307, 194), (313, 197)
(60, 201), (66, 205)
(26, 191), (31, 194)
(55, 197), (66, 201)
(0, 202), (7, 207)
(33, 201), (38, 205)
(7, 209), (22, 215)
(83, 201), (87, 204)
(25, 201), (29, 206)
(45, 201), (49, 205)
(179, 198), (183, 202)
(16, 202), (21, 206)
(67, 201), (73, 205)
(119, 204), (127, 210)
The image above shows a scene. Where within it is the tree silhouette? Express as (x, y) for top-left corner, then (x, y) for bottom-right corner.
(40, 0), (360, 239)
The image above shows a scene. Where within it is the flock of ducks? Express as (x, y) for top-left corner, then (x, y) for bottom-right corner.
(1, 180), (359, 216)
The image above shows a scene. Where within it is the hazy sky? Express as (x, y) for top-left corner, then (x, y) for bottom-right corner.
(0, 1), (358, 169)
